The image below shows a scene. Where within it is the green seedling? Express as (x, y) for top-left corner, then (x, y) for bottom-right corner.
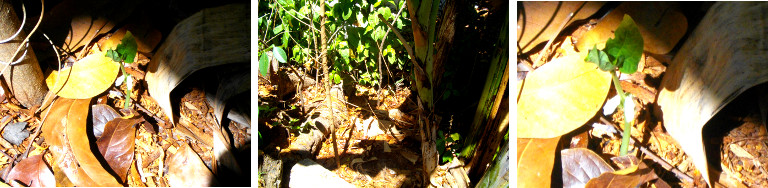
(437, 130), (461, 163)
(106, 31), (139, 109)
(584, 15), (643, 156)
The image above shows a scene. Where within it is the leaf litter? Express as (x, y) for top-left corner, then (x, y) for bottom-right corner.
(0, 2), (252, 187)
(517, 4), (711, 186)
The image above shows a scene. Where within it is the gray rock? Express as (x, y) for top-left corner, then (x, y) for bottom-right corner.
(289, 159), (354, 188)
(2, 122), (28, 145)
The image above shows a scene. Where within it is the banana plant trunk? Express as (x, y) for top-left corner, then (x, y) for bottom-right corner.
(405, 0), (442, 182)
(461, 11), (509, 185)
(0, 0), (47, 108)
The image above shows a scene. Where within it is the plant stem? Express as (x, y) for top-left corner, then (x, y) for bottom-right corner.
(610, 71), (631, 156)
(120, 63), (131, 109)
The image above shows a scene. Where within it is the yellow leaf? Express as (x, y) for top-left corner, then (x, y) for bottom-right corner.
(46, 51), (120, 99)
(517, 54), (611, 138)
(612, 164), (639, 175)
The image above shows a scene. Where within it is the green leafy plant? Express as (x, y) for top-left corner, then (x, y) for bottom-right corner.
(584, 14), (643, 156)
(437, 130), (461, 163)
(258, 0), (411, 87)
(106, 31), (138, 109)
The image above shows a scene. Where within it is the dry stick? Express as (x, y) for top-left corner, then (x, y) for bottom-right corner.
(377, 4), (406, 91)
(536, 12), (573, 67)
(377, 14), (419, 69)
(598, 116), (694, 183)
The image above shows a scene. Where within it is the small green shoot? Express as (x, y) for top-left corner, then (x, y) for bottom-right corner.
(584, 14), (643, 156)
(437, 130), (461, 163)
(106, 31), (138, 109)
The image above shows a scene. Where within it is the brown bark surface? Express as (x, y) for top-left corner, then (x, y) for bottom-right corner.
(0, 0), (47, 108)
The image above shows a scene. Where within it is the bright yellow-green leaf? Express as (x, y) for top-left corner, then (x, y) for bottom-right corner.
(46, 51), (120, 99)
(517, 54), (612, 138)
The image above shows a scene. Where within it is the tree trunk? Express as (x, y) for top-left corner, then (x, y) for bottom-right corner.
(0, 0), (46, 108)
(461, 9), (509, 184)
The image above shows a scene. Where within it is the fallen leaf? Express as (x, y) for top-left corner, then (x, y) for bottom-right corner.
(655, 2), (768, 186)
(91, 104), (122, 139)
(205, 67), (250, 126)
(101, 25), (163, 54)
(6, 154), (55, 187)
(517, 136), (560, 188)
(517, 2), (605, 54)
(40, 98), (121, 186)
(585, 155), (663, 188)
(146, 4), (249, 125)
(41, 0), (144, 53)
(561, 148), (614, 188)
(517, 55), (611, 138)
(45, 50), (120, 99)
(166, 143), (217, 186)
(96, 115), (142, 183)
(575, 2), (687, 55)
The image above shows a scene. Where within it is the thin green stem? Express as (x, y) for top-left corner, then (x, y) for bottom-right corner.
(610, 71), (631, 156)
(120, 63), (132, 109)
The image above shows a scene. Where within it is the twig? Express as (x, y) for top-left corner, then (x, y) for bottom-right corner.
(598, 116), (695, 183)
(536, 12), (573, 66)
(377, 3), (406, 91)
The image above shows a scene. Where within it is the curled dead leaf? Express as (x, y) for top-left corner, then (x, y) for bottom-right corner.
(40, 98), (121, 186)
(146, 4), (249, 125)
(166, 143), (217, 186)
(517, 137), (560, 188)
(6, 154), (55, 187)
(561, 148), (614, 188)
(96, 114), (143, 183)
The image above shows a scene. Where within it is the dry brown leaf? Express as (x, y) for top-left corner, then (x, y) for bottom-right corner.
(41, 0), (142, 53)
(166, 143), (217, 186)
(517, 55), (611, 138)
(655, 2), (768, 186)
(585, 155), (664, 188)
(206, 67), (250, 127)
(40, 98), (121, 186)
(575, 2), (687, 54)
(146, 4), (249, 125)
(517, 2), (605, 54)
(561, 148), (614, 188)
(101, 25), (163, 54)
(517, 137), (560, 188)
(91, 104), (121, 138)
(6, 154), (55, 187)
(96, 114), (143, 183)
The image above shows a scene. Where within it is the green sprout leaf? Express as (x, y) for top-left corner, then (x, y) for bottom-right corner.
(273, 46), (287, 63)
(106, 49), (120, 62)
(117, 31), (138, 64)
(449, 133), (461, 141)
(585, 45), (614, 71)
(259, 52), (270, 77)
(604, 15), (643, 74)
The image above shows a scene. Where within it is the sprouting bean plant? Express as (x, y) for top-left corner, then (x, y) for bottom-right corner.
(584, 15), (643, 156)
(106, 31), (138, 109)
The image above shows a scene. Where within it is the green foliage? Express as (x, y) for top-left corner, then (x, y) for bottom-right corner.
(584, 14), (643, 156)
(106, 31), (138, 64)
(273, 46), (288, 63)
(585, 15), (643, 74)
(259, 52), (270, 77)
(437, 130), (461, 163)
(106, 31), (139, 109)
(258, 0), (411, 87)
